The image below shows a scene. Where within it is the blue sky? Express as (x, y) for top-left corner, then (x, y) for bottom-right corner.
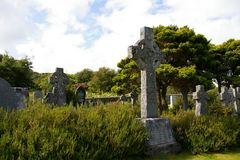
(0, 0), (240, 73)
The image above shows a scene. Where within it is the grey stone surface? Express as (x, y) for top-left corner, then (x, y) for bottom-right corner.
(193, 85), (208, 116)
(75, 86), (86, 106)
(0, 78), (24, 110)
(129, 27), (180, 155)
(33, 90), (43, 103)
(142, 118), (181, 154)
(220, 86), (234, 107)
(232, 87), (240, 114)
(44, 68), (69, 105)
(119, 94), (127, 104)
(130, 90), (138, 107)
(128, 27), (164, 118)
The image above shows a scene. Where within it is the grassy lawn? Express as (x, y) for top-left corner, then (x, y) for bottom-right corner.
(150, 148), (240, 160)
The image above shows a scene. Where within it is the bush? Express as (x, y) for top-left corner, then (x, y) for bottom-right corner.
(186, 115), (240, 154)
(0, 103), (147, 159)
(162, 110), (195, 149)
(207, 88), (234, 116)
(163, 109), (240, 154)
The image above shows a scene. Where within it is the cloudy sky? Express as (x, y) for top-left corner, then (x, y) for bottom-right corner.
(0, 0), (240, 73)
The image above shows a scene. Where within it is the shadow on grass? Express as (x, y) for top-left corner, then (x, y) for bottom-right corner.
(149, 148), (240, 160)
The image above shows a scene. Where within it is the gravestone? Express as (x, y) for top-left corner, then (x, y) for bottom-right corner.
(130, 90), (138, 107)
(232, 87), (240, 114)
(128, 27), (180, 155)
(0, 78), (24, 110)
(33, 90), (43, 103)
(193, 85), (208, 116)
(44, 68), (69, 105)
(75, 86), (86, 106)
(220, 86), (233, 107)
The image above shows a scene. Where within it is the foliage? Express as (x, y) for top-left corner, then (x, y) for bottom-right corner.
(186, 116), (240, 154)
(153, 25), (212, 110)
(89, 67), (117, 93)
(152, 147), (240, 160)
(163, 109), (240, 154)
(32, 72), (51, 93)
(0, 103), (147, 159)
(75, 68), (93, 83)
(0, 54), (34, 88)
(207, 88), (234, 116)
(111, 58), (140, 95)
(162, 110), (195, 148)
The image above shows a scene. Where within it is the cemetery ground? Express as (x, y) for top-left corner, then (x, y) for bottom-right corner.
(151, 147), (240, 160)
(0, 96), (240, 159)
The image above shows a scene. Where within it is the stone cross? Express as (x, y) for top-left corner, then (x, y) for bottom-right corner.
(49, 68), (69, 105)
(220, 86), (233, 107)
(193, 85), (208, 116)
(232, 87), (240, 113)
(128, 27), (164, 118)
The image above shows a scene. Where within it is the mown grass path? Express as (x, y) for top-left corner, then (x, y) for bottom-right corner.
(150, 148), (240, 160)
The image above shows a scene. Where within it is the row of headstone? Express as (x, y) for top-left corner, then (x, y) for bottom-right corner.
(193, 85), (240, 116)
(0, 78), (27, 110)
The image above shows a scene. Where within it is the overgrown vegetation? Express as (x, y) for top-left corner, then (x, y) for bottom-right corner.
(0, 103), (147, 160)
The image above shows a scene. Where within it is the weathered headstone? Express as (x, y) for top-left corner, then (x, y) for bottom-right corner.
(75, 86), (86, 106)
(232, 87), (240, 114)
(169, 95), (177, 109)
(0, 78), (25, 110)
(130, 90), (138, 107)
(220, 86), (233, 107)
(33, 90), (43, 103)
(44, 68), (69, 105)
(128, 27), (180, 155)
(193, 85), (208, 116)
(119, 94), (127, 104)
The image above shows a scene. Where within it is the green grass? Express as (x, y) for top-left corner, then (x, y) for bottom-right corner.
(150, 148), (240, 160)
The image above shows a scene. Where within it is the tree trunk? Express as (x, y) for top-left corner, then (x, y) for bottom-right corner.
(156, 80), (163, 114)
(181, 90), (189, 110)
(161, 85), (168, 111)
(217, 78), (221, 93)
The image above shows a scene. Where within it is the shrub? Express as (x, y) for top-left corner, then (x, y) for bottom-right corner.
(162, 109), (195, 149)
(186, 116), (240, 154)
(0, 103), (147, 159)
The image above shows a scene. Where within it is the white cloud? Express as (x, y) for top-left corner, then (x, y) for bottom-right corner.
(1, 0), (240, 73)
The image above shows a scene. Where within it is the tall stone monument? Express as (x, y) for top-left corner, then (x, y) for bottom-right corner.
(44, 68), (69, 105)
(193, 85), (208, 116)
(128, 27), (180, 155)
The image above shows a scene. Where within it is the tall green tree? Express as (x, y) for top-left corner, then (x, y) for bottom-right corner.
(75, 68), (94, 83)
(111, 58), (140, 95)
(209, 39), (240, 91)
(0, 54), (34, 88)
(89, 67), (116, 93)
(153, 25), (212, 110)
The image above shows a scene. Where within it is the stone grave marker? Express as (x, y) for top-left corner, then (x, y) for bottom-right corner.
(75, 86), (86, 106)
(232, 87), (240, 114)
(43, 68), (69, 105)
(0, 78), (24, 110)
(33, 90), (43, 103)
(193, 85), (208, 116)
(128, 27), (180, 155)
(130, 90), (138, 107)
(220, 86), (234, 107)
